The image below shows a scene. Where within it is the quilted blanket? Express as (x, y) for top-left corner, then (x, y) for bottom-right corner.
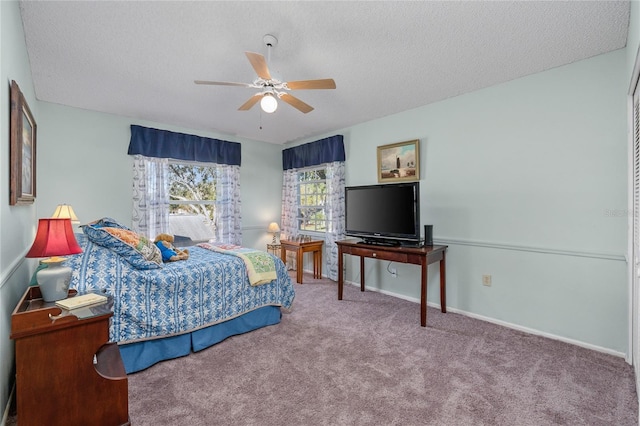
(65, 234), (295, 344)
(198, 242), (277, 286)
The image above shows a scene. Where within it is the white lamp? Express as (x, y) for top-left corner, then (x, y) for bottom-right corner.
(260, 93), (278, 113)
(268, 222), (281, 244)
(51, 204), (80, 224)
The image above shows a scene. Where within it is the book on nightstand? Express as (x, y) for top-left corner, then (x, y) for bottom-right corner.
(55, 293), (108, 310)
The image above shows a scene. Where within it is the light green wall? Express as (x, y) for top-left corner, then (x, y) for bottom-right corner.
(628, 1), (639, 84)
(396, 48), (627, 353)
(297, 48), (629, 355)
(35, 102), (284, 249)
(0, 0), (39, 419)
(626, 0), (640, 384)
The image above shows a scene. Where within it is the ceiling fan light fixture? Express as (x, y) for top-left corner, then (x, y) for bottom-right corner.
(195, 37), (335, 114)
(261, 93), (278, 113)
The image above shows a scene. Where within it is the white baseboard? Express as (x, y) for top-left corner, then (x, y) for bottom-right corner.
(345, 281), (626, 359)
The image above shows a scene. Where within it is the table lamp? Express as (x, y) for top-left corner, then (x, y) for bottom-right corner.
(25, 218), (83, 302)
(51, 203), (80, 224)
(268, 222), (281, 244)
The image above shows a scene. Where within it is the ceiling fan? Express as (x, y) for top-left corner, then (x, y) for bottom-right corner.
(195, 35), (336, 114)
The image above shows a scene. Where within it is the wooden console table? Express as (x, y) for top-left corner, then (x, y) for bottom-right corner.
(280, 239), (323, 283)
(336, 239), (448, 327)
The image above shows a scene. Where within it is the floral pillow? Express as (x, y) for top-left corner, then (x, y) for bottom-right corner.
(82, 218), (162, 269)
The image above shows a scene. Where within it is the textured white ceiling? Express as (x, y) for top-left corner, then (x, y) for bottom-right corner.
(19, 1), (630, 145)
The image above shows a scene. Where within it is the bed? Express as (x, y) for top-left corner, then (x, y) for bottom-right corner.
(63, 218), (295, 373)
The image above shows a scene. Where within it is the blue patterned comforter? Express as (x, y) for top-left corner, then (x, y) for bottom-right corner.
(65, 234), (295, 344)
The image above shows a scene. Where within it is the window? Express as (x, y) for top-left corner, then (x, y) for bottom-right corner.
(130, 126), (242, 244)
(167, 161), (216, 242)
(298, 167), (327, 233)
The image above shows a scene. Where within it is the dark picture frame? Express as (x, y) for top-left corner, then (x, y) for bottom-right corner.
(376, 139), (419, 183)
(10, 80), (36, 205)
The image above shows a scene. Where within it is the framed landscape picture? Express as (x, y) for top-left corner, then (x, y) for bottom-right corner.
(377, 139), (419, 183)
(10, 80), (37, 205)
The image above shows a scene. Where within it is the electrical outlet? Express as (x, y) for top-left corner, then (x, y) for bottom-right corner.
(390, 267), (397, 278)
(482, 274), (492, 286)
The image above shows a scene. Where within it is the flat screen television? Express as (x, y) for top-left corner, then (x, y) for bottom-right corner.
(345, 181), (421, 246)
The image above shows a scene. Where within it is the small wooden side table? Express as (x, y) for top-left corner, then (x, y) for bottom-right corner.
(280, 239), (324, 284)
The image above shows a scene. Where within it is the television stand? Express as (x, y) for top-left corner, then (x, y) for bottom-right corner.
(399, 241), (424, 248)
(359, 239), (400, 247)
(336, 239), (447, 327)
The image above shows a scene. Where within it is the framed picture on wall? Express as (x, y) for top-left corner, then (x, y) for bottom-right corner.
(10, 80), (37, 205)
(376, 139), (419, 183)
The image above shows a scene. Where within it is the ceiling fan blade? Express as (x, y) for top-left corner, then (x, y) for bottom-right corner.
(286, 79), (336, 90)
(245, 52), (272, 80)
(238, 93), (262, 111)
(280, 93), (314, 114)
(194, 80), (252, 87)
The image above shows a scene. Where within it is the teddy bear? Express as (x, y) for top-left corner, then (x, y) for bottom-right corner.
(154, 233), (189, 262)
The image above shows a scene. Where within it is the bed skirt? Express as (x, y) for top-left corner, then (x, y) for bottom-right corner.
(119, 306), (283, 373)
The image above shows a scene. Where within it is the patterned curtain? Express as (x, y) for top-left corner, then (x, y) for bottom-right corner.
(214, 164), (242, 245)
(280, 168), (299, 269)
(324, 161), (346, 281)
(131, 155), (169, 238)
(281, 168), (299, 242)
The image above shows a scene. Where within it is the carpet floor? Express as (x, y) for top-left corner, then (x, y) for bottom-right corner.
(5, 272), (638, 425)
(124, 273), (637, 425)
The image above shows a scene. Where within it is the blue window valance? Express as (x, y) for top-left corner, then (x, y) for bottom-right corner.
(128, 125), (241, 166)
(282, 135), (345, 170)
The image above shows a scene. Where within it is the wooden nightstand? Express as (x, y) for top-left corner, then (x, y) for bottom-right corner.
(11, 287), (130, 426)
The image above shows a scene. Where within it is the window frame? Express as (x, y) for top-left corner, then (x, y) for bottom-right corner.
(168, 159), (216, 202)
(296, 165), (329, 237)
(167, 159), (217, 231)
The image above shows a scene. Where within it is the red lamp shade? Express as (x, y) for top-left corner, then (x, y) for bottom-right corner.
(25, 218), (82, 259)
